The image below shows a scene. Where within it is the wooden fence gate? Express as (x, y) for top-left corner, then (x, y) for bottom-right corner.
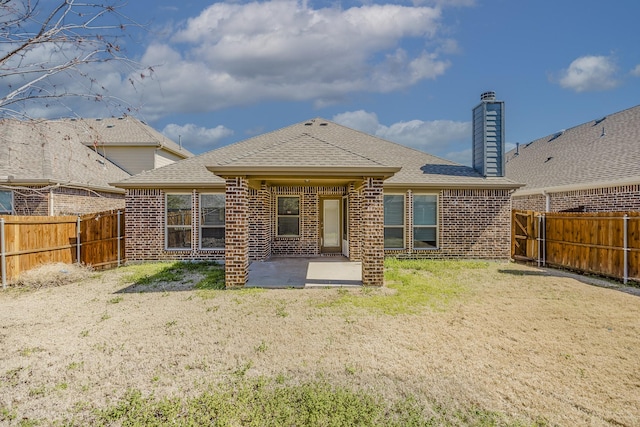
(511, 209), (640, 284)
(0, 210), (125, 287)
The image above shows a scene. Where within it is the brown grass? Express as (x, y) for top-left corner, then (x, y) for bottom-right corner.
(0, 261), (638, 426)
(9, 262), (93, 289)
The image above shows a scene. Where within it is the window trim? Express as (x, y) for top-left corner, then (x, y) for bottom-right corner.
(199, 193), (225, 251)
(276, 195), (301, 237)
(165, 193), (193, 250)
(0, 190), (13, 215)
(383, 193), (405, 249)
(412, 192), (439, 250)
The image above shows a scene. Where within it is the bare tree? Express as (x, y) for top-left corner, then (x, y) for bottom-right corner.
(0, 0), (150, 118)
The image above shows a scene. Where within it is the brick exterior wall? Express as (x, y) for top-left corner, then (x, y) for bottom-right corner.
(125, 184), (512, 287)
(11, 186), (123, 216)
(270, 186), (345, 256)
(124, 189), (225, 262)
(385, 189), (512, 260)
(361, 178), (385, 286)
(514, 185), (640, 212)
(225, 178), (249, 287)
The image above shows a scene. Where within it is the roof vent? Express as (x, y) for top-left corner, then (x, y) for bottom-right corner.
(548, 130), (564, 142)
(304, 122), (313, 126)
(106, 125), (115, 128)
(480, 91), (496, 101)
(319, 122), (328, 126)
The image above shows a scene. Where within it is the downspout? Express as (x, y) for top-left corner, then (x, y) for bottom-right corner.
(543, 190), (550, 213)
(49, 188), (54, 216)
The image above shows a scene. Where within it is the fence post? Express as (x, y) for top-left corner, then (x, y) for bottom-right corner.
(1, 218), (5, 289)
(76, 216), (81, 265)
(623, 214), (629, 285)
(542, 214), (546, 266)
(537, 215), (542, 267)
(117, 210), (122, 267)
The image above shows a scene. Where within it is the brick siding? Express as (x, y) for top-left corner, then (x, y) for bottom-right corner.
(513, 185), (640, 212)
(385, 189), (512, 260)
(125, 184), (512, 286)
(361, 178), (385, 286)
(12, 185), (123, 216)
(225, 178), (249, 287)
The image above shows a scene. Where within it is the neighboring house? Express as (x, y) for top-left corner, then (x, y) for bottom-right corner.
(0, 117), (193, 215)
(70, 117), (192, 175)
(506, 105), (640, 212)
(114, 114), (520, 287)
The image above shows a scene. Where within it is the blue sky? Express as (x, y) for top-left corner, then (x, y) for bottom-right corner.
(10, 0), (640, 165)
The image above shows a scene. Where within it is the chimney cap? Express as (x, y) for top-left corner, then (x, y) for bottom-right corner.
(480, 91), (496, 101)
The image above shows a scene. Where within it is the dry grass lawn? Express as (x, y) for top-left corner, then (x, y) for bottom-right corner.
(0, 260), (639, 426)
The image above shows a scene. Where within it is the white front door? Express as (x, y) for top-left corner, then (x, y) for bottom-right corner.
(322, 199), (340, 252)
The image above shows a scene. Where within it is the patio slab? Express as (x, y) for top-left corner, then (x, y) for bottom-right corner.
(246, 256), (362, 289)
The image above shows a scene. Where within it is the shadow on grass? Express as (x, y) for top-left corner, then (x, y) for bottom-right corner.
(115, 261), (225, 294)
(498, 269), (551, 277)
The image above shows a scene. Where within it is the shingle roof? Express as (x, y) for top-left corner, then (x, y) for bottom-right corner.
(57, 117), (193, 158)
(505, 105), (640, 194)
(0, 119), (130, 192)
(114, 118), (519, 189)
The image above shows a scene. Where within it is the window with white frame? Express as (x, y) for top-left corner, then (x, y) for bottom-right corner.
(166, 194), (192, 249)
(200, 194), (225, 249)
(277, 196), (300, 236)
(384, 194), (404, 248)
(413, 194), (438, 249)
(0, 190), (12, 214)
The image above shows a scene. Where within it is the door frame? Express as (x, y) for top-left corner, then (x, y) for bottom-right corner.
(320, 197), (342, 253)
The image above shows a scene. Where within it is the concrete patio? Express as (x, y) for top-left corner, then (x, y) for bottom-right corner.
(246, 256), (362, 289)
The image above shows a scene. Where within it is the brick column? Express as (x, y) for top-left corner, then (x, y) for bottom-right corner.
(361, 178), (384, 286)
(348, 182), (361, 261)
(225, 177), (249, 287)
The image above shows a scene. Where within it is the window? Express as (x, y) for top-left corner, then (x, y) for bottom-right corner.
(413, 194), (438, 249)
(277, 196), (300, 236)
(0, 191), (12, 214)
(384, 194), (404, 248)
(166, 194), (192, 249)
(200, 194), (225, 249)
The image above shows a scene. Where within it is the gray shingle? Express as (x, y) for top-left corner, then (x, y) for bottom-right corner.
(0, 119), (130, 191)
(505, 105), (640, 192)
(115, 118), (519, 189)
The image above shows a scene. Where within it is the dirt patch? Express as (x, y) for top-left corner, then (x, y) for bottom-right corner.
(0, 262), (638, 426)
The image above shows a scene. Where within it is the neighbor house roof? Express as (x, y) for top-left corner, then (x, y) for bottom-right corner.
(114, 118), (519, 190)
(505, 105), (640, 196)
(0, 119), (130, 193)
(58, 116), (193, 158)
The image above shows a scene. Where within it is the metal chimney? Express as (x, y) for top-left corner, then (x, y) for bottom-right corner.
(472, 91), (505, 177)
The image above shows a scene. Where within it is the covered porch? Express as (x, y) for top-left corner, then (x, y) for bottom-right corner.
(208, 165), (399, 288)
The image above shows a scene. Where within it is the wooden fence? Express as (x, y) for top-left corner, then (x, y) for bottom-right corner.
(0, 210), (125, 287)
(512, 210), (640, 284)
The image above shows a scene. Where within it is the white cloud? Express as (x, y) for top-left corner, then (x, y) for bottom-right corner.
(132, 1), (456, 119)
(161, 123), (234, 152)
(558, 55), (619, 92)
(631, 64), (640, 77)
(332, 110), (471, 160)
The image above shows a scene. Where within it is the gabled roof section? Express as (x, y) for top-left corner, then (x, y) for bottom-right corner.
(114, 118), (519, 190)
(505, 105), (640, 194)
(59, 117), (193, 159)
(0, 119), (130, 192)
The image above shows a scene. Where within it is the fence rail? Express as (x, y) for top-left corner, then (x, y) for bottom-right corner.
(0, 210), (125, 288)
(512, 210), (640, 284)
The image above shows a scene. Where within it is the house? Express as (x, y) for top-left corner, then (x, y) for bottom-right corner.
(0, 117), (193, 216)
(114, 113), (520, 287)
(506, 105), (640, 212)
